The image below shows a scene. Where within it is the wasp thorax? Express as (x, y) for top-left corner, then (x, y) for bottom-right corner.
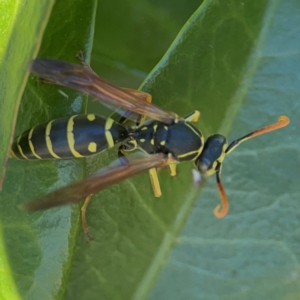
(195, 134), (228, 176)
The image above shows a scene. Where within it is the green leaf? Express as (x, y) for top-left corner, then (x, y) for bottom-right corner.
(2, 0), (299, 300)
(0, 0), (96, 299)
(147, 1), (300, 299)
(66, 1), (299, 299)
(0, 0), (54, 192)
(92, 0), (203, 76)
(0, 1), (55, 299)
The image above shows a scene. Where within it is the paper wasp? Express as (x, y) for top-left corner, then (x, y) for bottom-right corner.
(11, 53), (289, 239)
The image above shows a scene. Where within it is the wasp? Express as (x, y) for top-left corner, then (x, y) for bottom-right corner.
(11, 53), (289, 239)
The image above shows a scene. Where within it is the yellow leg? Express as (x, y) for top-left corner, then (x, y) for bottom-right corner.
(184, 110), (201, 123)
(81, 194), (93, 242)
(149, 168), (162, 197)
(168, 163), (177, 176)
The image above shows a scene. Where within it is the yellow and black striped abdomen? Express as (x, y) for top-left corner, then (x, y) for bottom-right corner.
(11, 114), (129, 160)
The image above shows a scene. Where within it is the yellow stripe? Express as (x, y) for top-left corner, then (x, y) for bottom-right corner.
(28, 127), (42, 159)
(46, 121), (61, 159)
(67, 116), (84, 158)
(204, 161), (219, 176)
(185, 122), (202, 137)
(105, 118), (115, 148)
(105, 118), (114, 130)
(16, 135), (28, 159)
(183, 123), (204, 159)
(217, 144), (227, 163)
(177, 150), (201, 160)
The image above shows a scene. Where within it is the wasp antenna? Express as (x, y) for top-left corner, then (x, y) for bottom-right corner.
(214, 171), (229, 218)
(246, 115), (290, 138)
(226, 115), (290, 155)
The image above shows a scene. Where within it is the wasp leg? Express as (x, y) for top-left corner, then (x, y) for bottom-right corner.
(226, 115), (290, 154)
(213, 168), (229, 218)
(119, 143), (162, 197)
(149, 168), (162, 197)
(118, 140), (137, 162)
(122, 92), (157, 193)
(168, 163), (177, 176)
(118, 145), (130, 165)
(81, 194), (93, 242)
(150, 154), (177, 197)
(118, 143), (162, 196)
(184, 110), (201, 123)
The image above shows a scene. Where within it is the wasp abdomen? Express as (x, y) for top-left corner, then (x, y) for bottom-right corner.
(11, 114), (129, 160)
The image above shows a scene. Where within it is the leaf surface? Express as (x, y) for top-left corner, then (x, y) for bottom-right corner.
(0, 1), (96, 299)
(1, 0), (299, 300)
(67, 1), (299, 300)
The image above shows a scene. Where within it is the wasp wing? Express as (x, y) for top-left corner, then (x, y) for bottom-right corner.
(20, 154), (175, 211)
(30, 59), (179, 124)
